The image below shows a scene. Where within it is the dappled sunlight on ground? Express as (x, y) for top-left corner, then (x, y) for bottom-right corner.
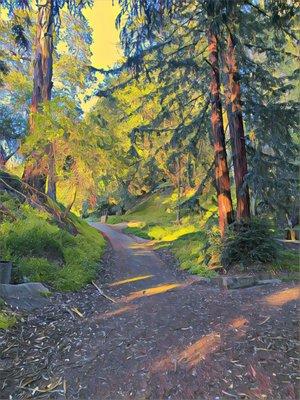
(178, 332), (221, 368)
(151, 315), (250, 373)
(120, 283), (182, 303)
(263, 286), (300, 307)
(229, 316), (249, 339)
(229, 317), (248, 329)
(151, 332), (221, 373)
(92, 305), (138, 321)
(129, 241), (156, 249)
(108, 275), (154, 287)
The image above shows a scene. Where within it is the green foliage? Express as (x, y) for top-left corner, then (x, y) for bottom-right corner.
(110, 189), (218, 277)
(221, 219), (278, 270)
(123, 226), (151, 239)
(0, 295), (16, 330)
(107, 215), (125, 224)
(0, 312), (16, 330)
(0, 190), (106, 291)
(272, 249), (299, 273)
(18, 257), (59, 283)
(55, 264), (95, 291)
(170, 231), (217, 278)
(2, 216), (65, 261)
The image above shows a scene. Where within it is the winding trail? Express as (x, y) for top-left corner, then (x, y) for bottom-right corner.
(0, 223), (299, 399)
(89, 222), (186, 296)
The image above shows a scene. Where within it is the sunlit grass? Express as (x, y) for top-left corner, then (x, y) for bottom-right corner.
(110, 189), (299, 278)
(0, 189), (106, 292)
(108, 189), (218, 278)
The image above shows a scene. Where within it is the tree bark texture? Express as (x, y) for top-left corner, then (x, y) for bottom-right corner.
(207, 29), (234, 237)
(24, 0), (56, 199)
(225, 33), (250, 221)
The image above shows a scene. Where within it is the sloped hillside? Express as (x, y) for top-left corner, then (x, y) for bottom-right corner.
(0, 171), (105, 292)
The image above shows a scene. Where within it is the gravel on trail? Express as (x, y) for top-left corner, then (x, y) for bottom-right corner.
(0, 223), (299, 400)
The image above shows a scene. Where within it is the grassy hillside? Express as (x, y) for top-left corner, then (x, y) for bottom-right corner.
(0, 173), (106, 292)
(108, 188), (298, 278)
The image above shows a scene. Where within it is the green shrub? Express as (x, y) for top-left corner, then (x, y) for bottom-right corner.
(18, 257), (59, 283)
(2, 216), (64, 260)
(0, 201), (106, 291)
(189, 264), (216, 277)
(55, 264), (95, 291)
(0, 312), (16, 329)
(57, 216), (106, 291)
(272, 249), (299, 272)
(221, 219), (278, 270)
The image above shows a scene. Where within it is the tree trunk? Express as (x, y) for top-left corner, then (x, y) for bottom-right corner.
(0, 147), (7, 169)
(24, 0), (55, 195)
(46, 142), (56, 200)
(176, 156), (182, 224)
(207, 30), (234, 237)
(225, 33), (250, 221)
(22, 153), (47, 194)
(31, 0), (53, 112)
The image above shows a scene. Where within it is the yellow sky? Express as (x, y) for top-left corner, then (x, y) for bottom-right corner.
(84, 0), (122, 69)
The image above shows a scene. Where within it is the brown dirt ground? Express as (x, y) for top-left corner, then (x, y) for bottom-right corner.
(0, 223), (299, 400)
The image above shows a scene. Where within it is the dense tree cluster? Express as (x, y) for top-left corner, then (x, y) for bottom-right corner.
(0, 0), (298, 237)
(108, 0), (299, 235)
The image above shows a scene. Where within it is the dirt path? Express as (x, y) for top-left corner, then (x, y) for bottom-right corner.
(0, 223), (299, 399)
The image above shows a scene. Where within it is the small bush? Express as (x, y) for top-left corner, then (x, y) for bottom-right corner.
(55, 264), (95, 291)
(221, 219), (278, 270)
(18, 257), (59, 283)
(107, 215), (125, 224)
(0, 198), (106, 291)
(0, 312), (16, 329)
(2, 216), (64, 260)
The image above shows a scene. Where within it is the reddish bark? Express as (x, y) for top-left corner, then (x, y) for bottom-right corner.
(22, 152), (47, 193)
(207, 30), (234, 237)
(225, 33), (250, 221)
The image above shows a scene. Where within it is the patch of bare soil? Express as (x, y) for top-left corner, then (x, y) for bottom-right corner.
(0, 224), (299, 400)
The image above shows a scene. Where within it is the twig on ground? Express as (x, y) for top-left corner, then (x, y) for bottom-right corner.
(92, 281), (116, 303)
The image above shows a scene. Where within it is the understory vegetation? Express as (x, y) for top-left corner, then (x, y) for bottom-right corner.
(0, 298), (16, 329)
(0, 177), (105, 291)
(108, 188), (298, 277)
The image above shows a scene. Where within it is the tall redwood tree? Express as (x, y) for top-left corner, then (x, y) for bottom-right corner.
(207, 29), (233, 236)
(225, 32), (250, 221)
